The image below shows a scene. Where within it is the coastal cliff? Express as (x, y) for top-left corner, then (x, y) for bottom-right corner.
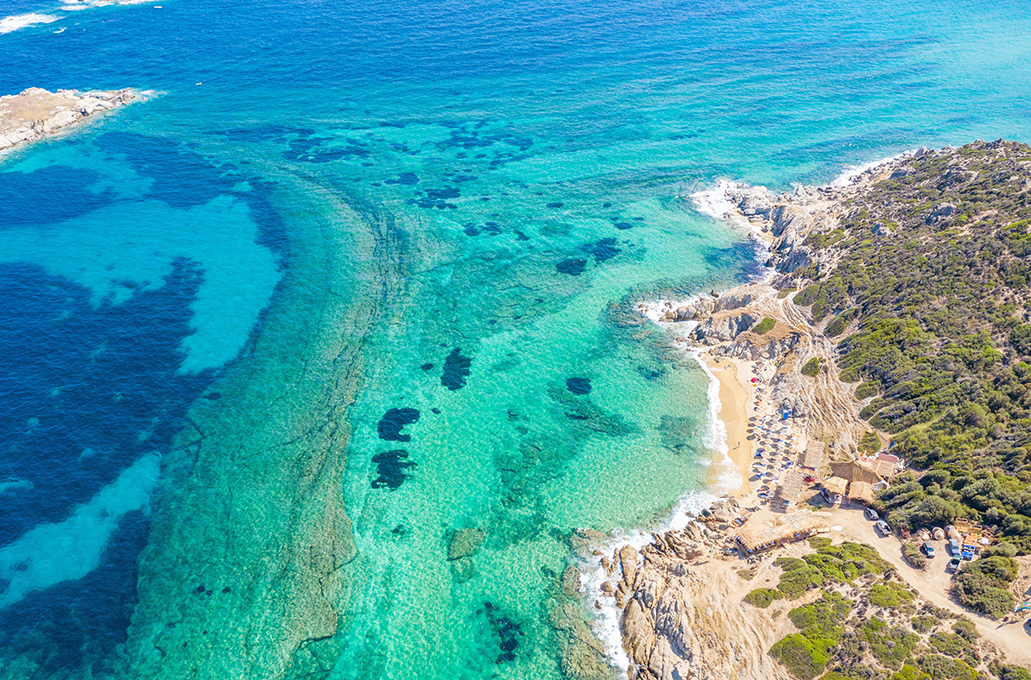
(594, 142), (1031, 680)
(0, 87), (145, 151)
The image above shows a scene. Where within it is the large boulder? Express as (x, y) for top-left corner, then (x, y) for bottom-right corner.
(619, 545), (638, 586)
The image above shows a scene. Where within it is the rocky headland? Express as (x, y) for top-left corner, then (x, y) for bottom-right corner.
(0, 87), (146, 152)
(584, 142), (1031, 680)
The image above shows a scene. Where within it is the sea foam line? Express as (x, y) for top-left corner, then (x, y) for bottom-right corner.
(0, 12), (61, 33)
(580, 347), (735, 673)
(827, 149), (916, 187)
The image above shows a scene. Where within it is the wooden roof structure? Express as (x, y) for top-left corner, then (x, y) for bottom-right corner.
(829, 460), (884, 485)
(849, 480), (875, 504)
(799, 441), (826, 470)
(822, 476), (848, 496)
(774, 469), (806, 508)
(735, 510), (828, 553)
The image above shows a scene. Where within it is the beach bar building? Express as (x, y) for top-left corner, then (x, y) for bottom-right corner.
(773, 469), (806, 511)
(799, 441), (826, 471)
(848, 480), (875, 506)
(830, 460), (885, 485)
(735, 510), (828, 555)
(820, 476), (848, 505)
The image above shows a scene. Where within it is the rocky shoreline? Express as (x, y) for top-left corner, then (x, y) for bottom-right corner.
(0, 87), (147, 152)
(583, 153), (916, 680)
(579, 144), (1031, 680)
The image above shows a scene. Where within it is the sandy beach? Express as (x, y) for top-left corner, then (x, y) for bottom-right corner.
(703, 355), (751, 497)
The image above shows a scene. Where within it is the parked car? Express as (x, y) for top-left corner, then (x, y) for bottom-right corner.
(921, 542), (935, 558)
(949, 538), (961, 556)
(864, 507), (880, 521)
(947, 555), (962, 573)
(875, 519), (891, 536)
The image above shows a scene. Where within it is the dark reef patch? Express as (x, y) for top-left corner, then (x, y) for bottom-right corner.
(442, 348), (472, 391)
(409, 185), (460, 209)
(377, 407), (421, 442)
(546, 201), (564, 209)
(581, 237), (621, 263)
(565, 377), (591, 395)
(384, 172), (419, 186)
(556, 258), (587, 276)
(371, 450), (416, 489)
(421, 363), (434, 371)
(480, 601), (524, 664)
(282, 135), (370, 164)
(614, 221), (635, 230)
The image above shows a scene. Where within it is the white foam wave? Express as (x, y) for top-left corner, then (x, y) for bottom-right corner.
(580, 487), (720, 674)
(0, 12), (61, 33)
(691, 179), (760, 228)
(827, 150), (916, 187)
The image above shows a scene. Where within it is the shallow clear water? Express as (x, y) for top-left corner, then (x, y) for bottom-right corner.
(2, 0), (1031, 677)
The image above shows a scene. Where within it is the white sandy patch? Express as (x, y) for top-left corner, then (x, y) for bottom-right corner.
(0, 454), (160, 609)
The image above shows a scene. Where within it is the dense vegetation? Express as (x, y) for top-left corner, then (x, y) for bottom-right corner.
(789, 141), (1031, 553)
(744, 539), (890, 602)
(953, 554), (1019, 618)
(765, 546), (999, 680)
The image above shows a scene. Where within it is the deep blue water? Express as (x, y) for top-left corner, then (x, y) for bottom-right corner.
(2, 0), (1031, 677)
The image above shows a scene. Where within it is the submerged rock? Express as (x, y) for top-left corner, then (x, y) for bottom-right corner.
(566, 377), (592, 395)
(447, 527), (486, 561)
(557, 258), (588, 276)
(377, 407), (420, 441)
(371, 449), (417, 489)
(441, 348), (472, 390)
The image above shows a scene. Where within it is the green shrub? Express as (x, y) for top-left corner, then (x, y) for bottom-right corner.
(801, 358), (821, 377)
(855, 381), (880, 399)
(910, 615), (937, 633)
(770, 633), (832, 680)
(953, 555), (1018, 618)
(744, 588), (783, 608)
(901, 543), (926, 569)
(891, 665), (931, 680)
(861, 618), (919, 669)
(788, 593), (851, 639)
(996, 665), (1031, 680)
(905, 495), (960, 529)
(753, 317), (776, 335)
(869, 583), (916, 609)
(915, 654), (979, 680)
(776, 557), (824, 598)
(859, 431), (882, 454)
(928, 631), (969, 657)
(951, 619), (977, 641)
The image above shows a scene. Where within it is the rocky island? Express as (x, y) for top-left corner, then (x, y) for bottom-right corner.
(0, 87), (146, 152)
(580, 141), (1031, 680)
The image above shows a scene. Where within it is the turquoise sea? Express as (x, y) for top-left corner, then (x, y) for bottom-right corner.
(1, 0), (1031, 678)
